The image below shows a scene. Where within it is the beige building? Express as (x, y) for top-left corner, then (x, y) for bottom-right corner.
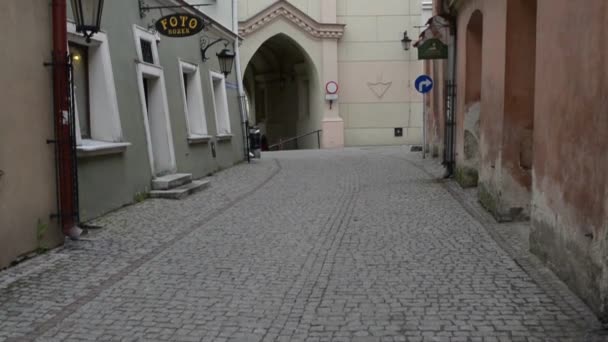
(0, 0), (63, 268)
(238, 0), (423, 148)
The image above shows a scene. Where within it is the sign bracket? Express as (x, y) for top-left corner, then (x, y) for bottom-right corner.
(200, 36), (230, 61)
(139, 0), (214, 18)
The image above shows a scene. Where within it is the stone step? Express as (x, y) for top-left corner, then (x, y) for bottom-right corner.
(152, 173), (192, 190)
(149, 180), (210, 200)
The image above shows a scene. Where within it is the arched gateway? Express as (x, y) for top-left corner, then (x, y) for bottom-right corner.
(239, 0), (345, 149)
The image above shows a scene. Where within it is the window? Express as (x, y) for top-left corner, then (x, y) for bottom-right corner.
(179, 61), (209, 143)
(67, 23), (128, 157)
(69, 43), (91, 139)
(210, 71), (231, 136)
(133, 25), (176, 176)
(140, 39), (155, 64)
(134, 25), (160, 66)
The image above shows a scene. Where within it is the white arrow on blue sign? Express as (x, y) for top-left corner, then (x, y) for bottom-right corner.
(415, 75), (434, 94)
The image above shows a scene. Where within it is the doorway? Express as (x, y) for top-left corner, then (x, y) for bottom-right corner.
(137, 64), (176, 177)
(243, 34), (318, 150)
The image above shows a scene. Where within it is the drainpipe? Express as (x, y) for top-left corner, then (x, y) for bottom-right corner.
(447, 23), (457, 177)
(232, 0), (250, 162)
(52, 0), (81, 239)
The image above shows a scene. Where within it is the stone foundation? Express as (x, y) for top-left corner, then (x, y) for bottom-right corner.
(455, 166), (479, 188)
(530, 218), (608, 323)
(478, 182), (527, 222)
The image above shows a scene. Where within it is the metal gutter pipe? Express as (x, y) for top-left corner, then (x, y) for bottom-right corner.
(52, 0), (81, 238)
(232, 0), (250, 161)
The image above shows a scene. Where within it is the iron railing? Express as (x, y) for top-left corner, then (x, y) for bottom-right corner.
(268, 130), (322, 151)
(444, 80), (456, 175)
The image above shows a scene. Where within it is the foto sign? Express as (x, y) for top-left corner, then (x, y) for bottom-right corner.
(155, 14), (205, 38)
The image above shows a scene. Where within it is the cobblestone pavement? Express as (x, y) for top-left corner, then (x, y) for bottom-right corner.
(1, 147), (606, 342)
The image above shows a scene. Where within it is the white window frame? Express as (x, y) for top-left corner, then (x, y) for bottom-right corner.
(178, 60), (210, 144)
(67, 22), (129, 157)
(133, 25), (161, 65)
(209, 71), (232, 138)
(133, 25), (177, 176)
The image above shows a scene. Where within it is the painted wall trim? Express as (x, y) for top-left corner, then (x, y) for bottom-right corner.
(238, 0), (345, 39)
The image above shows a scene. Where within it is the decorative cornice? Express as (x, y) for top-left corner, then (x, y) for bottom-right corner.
(238, 0), (345, 40)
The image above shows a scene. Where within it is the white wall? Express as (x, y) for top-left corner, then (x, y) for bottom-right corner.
(238, 0), (321, 22)
(337, 0), (423, 146)
(186, 0), (234, 30)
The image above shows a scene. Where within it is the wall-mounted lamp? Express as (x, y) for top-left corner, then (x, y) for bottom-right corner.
(401, 31), (412, 51)
(217, 48), (236, 77)
(201, 36), (236, 77)
(70, 0), (105, 42)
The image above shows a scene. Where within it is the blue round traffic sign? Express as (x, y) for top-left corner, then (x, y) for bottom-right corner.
(415, 75), (434, 94)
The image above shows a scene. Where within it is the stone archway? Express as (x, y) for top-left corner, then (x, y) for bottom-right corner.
(243, 33), (320, 150)
(238, 0), (345, 149)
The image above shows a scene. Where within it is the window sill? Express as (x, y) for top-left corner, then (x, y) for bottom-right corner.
(187, 134), (212, 145)
(216, 134), (233, 142)
(77, 140), (131, 158)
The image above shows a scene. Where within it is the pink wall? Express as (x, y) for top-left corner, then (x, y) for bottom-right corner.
(531, 0), (608, 318)
(500, 0), (537, 212)
(423, 1), (448, 159)
(455, 0), (507, 182)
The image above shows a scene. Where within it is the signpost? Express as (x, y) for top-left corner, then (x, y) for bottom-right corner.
(155, 14), (205, 38)
(325, 81), (339, 109)
(415, 75), (434, 159)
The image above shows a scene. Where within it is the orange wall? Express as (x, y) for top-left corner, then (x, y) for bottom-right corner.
(531, 0), (608, 318)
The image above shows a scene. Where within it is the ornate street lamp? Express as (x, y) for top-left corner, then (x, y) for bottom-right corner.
(201, 36), (236, 77)
(401, 31), (412, 51)
(217, 48), (236, 77)
(70, 0), (105, 42)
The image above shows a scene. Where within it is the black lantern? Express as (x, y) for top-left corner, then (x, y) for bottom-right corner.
(401, 31), (412, 51)
(71, 0), (105, 42)
(217, 48), (236, 77)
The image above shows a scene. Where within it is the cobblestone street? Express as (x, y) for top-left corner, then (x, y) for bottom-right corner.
(0, 147), (605, 342)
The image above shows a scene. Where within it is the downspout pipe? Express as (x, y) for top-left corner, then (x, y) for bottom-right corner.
(232, 0), (250, 162)
(446, 10), (457, 177)
(52, 0), (81, 239)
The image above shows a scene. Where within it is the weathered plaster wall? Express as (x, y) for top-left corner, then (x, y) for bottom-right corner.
(423, 1), (447, 159)
(499, 0), (536, 219)
(531, 0), (608, 321)
(75, 0), (244, 221)
(455, 0), (535, 221)
(0, 0), (63, 268)
(456, 0), (536, 221)
(455, 0), (508, 193)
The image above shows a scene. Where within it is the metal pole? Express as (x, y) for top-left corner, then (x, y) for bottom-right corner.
(232, 0), (250, 162)
(423, 93), (427, 159)
(317, 131), (321, 149)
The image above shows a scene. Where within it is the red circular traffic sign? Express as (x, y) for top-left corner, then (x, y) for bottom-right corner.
(325, 81), (339, 94)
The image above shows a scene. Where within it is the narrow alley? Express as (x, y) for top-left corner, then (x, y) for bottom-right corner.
(0, 147), (604, 342)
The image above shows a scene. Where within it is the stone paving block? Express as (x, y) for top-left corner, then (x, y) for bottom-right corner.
(0, 147), (605, 341)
